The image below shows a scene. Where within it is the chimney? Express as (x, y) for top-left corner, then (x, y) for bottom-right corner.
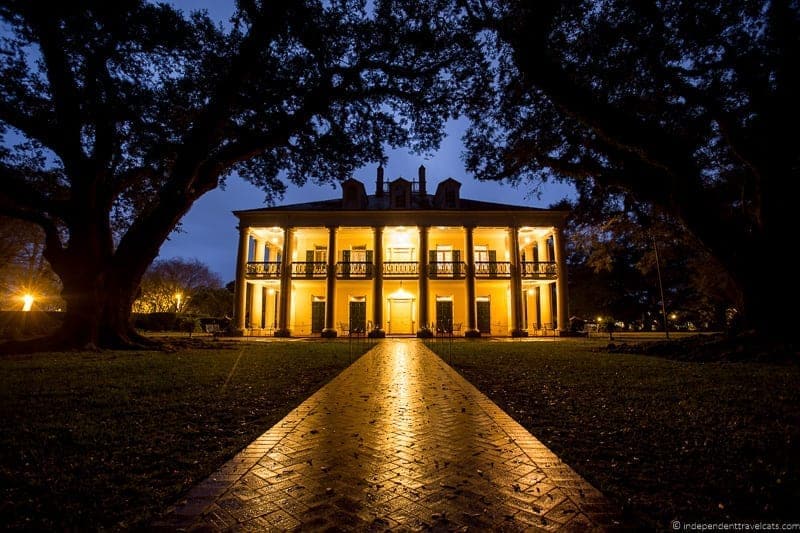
(376, 165), (384, 196)
(418, 164), (427, 196)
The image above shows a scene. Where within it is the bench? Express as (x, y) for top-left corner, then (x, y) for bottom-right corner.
(204, 323), (222, 338)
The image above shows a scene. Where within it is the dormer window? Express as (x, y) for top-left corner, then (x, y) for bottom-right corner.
(341, 178), (368, 209)
(389, 178), (411, 209)
(445, 189), (456, 208)
(434, 178), (461, 208)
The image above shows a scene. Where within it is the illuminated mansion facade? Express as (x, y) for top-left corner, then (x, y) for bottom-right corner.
(232, 166), (569, 337)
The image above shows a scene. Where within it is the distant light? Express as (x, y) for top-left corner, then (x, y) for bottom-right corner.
(22, 294), (34, 312)
(267, 288), (275, 295)
(271, 237), (278, 244)
(670, 313), (677, 320)
(524, 237), (531, 244)
(597, 316), (603, 322)
(527, 288), (534, 296)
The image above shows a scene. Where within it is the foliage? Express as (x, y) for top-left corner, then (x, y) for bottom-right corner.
(428, 339), (800, 528)
(457, 0), (800, 338)
(131, 312), (178, 332)
(184, 286), (233, 318)
(0, 0), (479, 349)
(558, 198), (733, 330)
(133, 258), (222, 314)
(0, 341), (366, 530)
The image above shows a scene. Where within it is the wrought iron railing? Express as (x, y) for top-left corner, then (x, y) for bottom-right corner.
(383, 261), (419, 277)
(245, 261), (281, 278)
(336, 262), (374, 279)
(520, 261), (557, 279)
(291, 261), (328, 278)
(474, 261), (512, 278)
(428, 261), (467, 279)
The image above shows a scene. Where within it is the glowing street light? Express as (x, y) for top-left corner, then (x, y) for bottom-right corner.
(175, 292), (183, 312)
(22, 294), (34, 312)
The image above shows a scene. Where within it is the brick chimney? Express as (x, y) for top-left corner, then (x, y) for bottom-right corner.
(418, 164), (427, 196)
(376, 165), (384, 197)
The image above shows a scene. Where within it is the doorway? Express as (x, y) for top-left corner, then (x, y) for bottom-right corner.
(436, 298), (453, 332)
(349, 298), (367, 333)
(388, 298), (414, 334)
(311, 299), (325, 334)
(477, 297), (491, 334)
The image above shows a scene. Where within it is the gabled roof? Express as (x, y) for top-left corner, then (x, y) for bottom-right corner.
(234, 194), (548, 215)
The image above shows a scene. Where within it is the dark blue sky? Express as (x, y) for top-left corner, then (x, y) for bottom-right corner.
(157, 2), (575, 281)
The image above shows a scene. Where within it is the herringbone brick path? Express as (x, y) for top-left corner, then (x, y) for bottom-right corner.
(157, 339), (621, 531)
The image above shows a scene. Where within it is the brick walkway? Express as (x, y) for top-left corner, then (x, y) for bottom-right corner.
(157, 339), (620, 531)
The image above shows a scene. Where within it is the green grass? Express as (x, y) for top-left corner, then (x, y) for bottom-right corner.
(0, 339), (369, 530)
(426, 338), (800, 529)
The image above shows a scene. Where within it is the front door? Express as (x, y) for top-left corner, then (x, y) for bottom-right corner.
(436, 299), (453, 333)
(349, 300), (366, 333)
(388, 299), (413, 334)
(311, 300), (325, 333)
(477, 299), (491, 334)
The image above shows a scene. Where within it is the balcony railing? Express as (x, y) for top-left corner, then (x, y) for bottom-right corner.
(383, 261), (419, 278)
(291, 261), (328, 278)
(336, 262), (374, 279)
(521, 261), (557, 280)
(474, 261), (512, 278)
(246, 261), (281, 279)
(428, 261), (467, 279)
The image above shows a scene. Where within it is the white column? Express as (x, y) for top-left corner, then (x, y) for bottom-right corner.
(233, 226), (250, 333)
(553, 227), (569, 333)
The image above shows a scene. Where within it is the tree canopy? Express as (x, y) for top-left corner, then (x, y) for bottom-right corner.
(458, 0), (799, 338)
(0, 0), (477, 350)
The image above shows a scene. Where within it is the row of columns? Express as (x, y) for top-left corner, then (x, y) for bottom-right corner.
(234, 224), (569, 336)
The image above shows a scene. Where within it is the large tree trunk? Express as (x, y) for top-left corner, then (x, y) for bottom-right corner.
(0, 214), (157, 353)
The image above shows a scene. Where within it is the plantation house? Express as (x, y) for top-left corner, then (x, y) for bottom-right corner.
(232, 166), (568, 337)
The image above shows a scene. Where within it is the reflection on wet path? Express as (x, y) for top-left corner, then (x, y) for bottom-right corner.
(158, 339), (618, 530)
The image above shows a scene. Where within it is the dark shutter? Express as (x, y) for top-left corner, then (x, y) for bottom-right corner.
(341, 249), (351, 278)
(305, 250), (314, 278)
(365, 250), (374, 277)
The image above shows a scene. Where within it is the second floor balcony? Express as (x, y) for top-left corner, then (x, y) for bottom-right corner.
(428, 261), (467, 279)
(336, 262), (374, 279)
(474, 261), (512, 278)
(521, 261), (557, 280)
(291, 261), (327, 279)
(383, 261), (419, 278)
(246, 261), (281, 279)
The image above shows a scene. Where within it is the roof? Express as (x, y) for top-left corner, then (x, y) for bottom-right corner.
(234, 193), (549, 215)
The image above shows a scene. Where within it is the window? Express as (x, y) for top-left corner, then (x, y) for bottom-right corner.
(445, 189), (456, 207)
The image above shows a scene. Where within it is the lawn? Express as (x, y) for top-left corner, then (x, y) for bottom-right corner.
(426, 337), (800, 529)
(0, 339), (369, 530)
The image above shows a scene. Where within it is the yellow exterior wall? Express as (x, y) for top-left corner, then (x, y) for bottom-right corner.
(473, 227), (512, 261)
(428, 227), (466, 254)
(474, 279), (511, 334)
(427, 280), (467, 329)
(291, 227), (329, 262)
(383, 227), (421, 261)
(289, 280), (326, 335)
(336, 228), (374, 262)
(333, 280), (374, 333)
(383, 279), (419, 334)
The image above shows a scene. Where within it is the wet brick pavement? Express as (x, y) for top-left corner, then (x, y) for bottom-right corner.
(156, 339), (621, 531)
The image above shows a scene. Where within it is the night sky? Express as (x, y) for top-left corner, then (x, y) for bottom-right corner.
(156, 2), (575, 282)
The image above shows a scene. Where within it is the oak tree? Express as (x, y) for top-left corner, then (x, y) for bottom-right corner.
(458, 0), (799, 339)
(0, 0), (473, 350)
